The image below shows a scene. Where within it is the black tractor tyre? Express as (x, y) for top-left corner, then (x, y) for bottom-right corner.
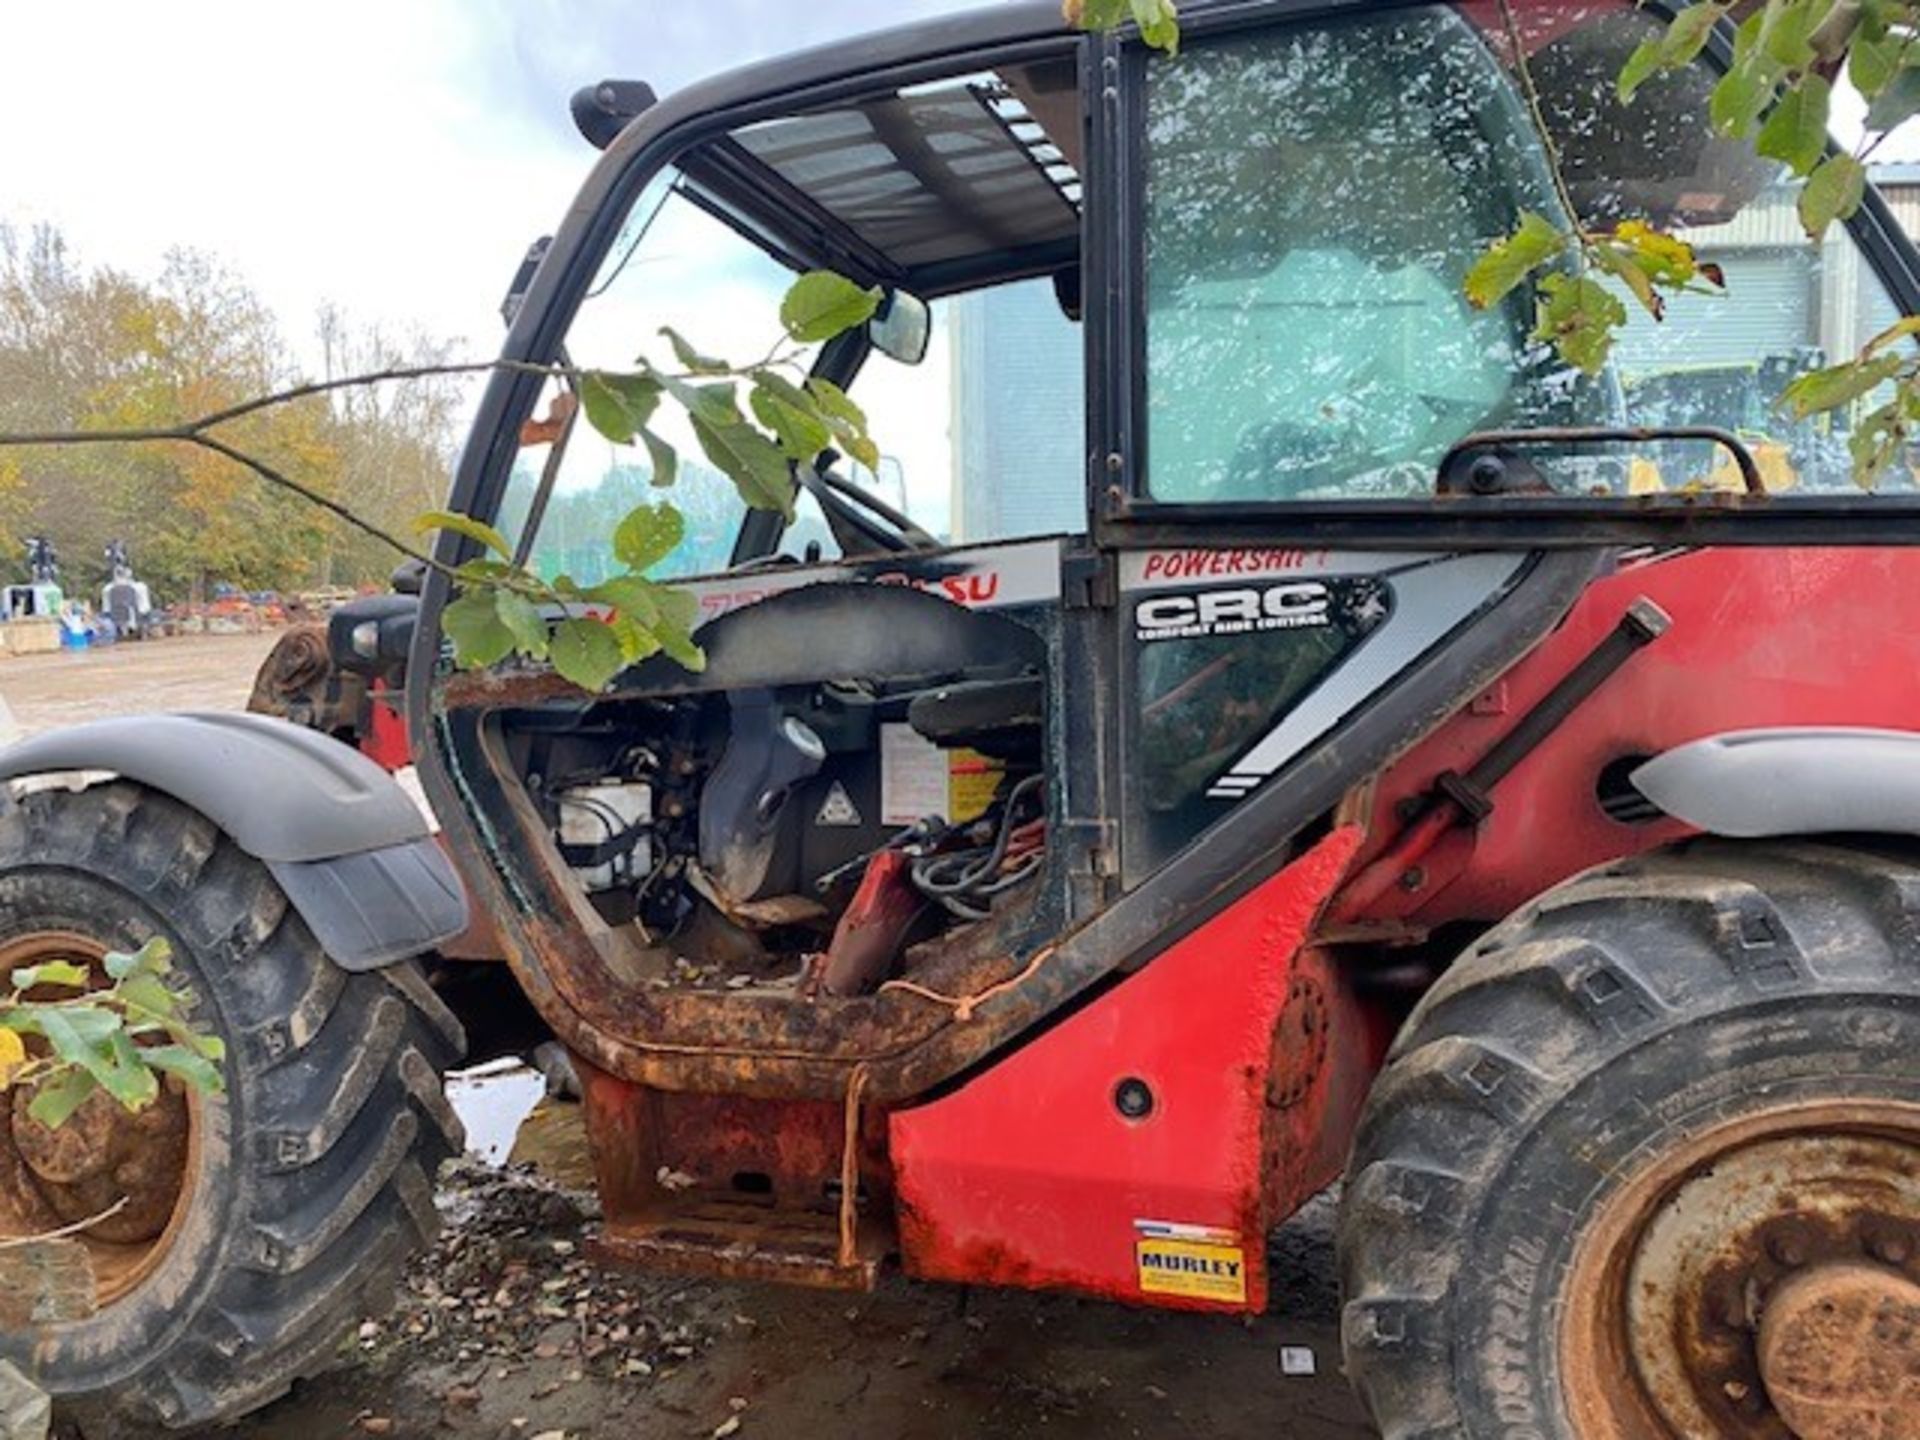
(1339, 839), (1920, 1439)
(0, 781), (465, 1436)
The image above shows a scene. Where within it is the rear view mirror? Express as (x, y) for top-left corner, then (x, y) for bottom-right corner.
(870, 291), (931, 366)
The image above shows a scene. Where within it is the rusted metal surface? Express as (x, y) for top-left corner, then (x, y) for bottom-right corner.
(1259, 946), (1393, 1230)
(432, 702), (1064, 1100)
(245, 622), (365, 738)
(1561, 1100), (1920, 1439)
(1758, 1262), (1920, 1439)
(592, 1203), (881, 1290)
(7, 1084), (188, 1244)
(428, 688), (1380, 1113)
(0, 1242), (95, 1327)
(578, 1059), (890, 1290)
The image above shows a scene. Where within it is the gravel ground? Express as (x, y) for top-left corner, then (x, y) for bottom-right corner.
(6, 630), (1371, 1440)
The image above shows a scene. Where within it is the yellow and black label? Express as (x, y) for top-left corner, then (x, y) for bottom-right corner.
(1134, 1221), (1247, 1303)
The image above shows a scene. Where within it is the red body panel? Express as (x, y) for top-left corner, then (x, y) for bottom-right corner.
(886, 546), (1920, 1309)
(361, 679), (411, 772)
(889, 828), (1362, 1312)
(1352, 547), (1920, 925)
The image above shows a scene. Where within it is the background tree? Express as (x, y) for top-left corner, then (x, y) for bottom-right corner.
(0, 223), (465, 604)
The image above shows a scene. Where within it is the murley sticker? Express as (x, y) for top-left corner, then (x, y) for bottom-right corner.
(1133, 1220), (1248, 1302)
(1134, 581), (1332, 643)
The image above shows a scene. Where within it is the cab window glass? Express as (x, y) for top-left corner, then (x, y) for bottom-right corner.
(497, 170), (813, 583)
(820, 276), (1086, 552)
(1142, 3), (1912, 502)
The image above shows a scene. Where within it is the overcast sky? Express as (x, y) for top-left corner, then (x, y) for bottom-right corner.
(2, 0), (976, 362)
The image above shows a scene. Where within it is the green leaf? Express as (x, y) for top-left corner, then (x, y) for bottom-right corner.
(26, 1069), (96, 1129)
(657, 623), (706, 673)
(1594, 247), (1664, 320)
(1711, 49), (1780, 137)
(1128, 0), (1181, 53)
(13, 1003), (121, 1051)
(1798, 152), (1867, 240)
(1755, 75), (1831, 176)
(641, 428), (678, 488)
(1850, 26), (1902, 97)
(1619, 5), (1724, 102)
(1464, 212), (1566, 310)
(495, 590), (549, 660)
(1864, 315), (1920, 355)
(1779, 352), (1904, 417)
(117, 972), (180, 1023)
(1076, 0), (1131, 29)
(779, 272), (883, 344)
(584, 574), (662, 627)
(1532, 274), (1629, 376)
(10, 961), (91, 992)
(750, 377), (833, 461)
(805, 378), (881, 473)
(1760, 0), (1829, 70)
(658, 327), (730, 375)
(1617, 35), (1667, 102)
(690, 412), (796, 520)
(175, 1025), (225, 1064)
(605, 612), (663, 665)
(644, 584), (705, 672)
(1866, 65), (1920, 132)
(611, 502), (685, 572)
(97, 1030), (159, 1111)
(103, 938), (169, 982)
(140, 1043), (225, 1097)
(1666, 2), (1729, 62)
(1850, 394), (1911, 486)
(414, 510), (510, 558)
(548, 617), (628, 693)
(656, 374), (742, 430)
(442, 590), (518, 670)
(579, 371), (662, 444)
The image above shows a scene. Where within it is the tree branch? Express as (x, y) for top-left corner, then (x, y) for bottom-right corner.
(1496, 0), (1593, 252)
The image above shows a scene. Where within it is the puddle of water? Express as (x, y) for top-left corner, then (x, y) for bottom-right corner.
(445, 1058), (546, 1166)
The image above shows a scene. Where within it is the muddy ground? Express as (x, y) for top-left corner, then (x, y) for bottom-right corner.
(3, 631), (1369, 1439)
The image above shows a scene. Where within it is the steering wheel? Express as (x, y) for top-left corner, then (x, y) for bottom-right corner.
(800, 462), (940, 555)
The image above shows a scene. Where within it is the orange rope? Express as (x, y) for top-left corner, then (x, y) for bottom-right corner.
(876, 944), (1057, 1024)
(837, 1061), (871, 1269)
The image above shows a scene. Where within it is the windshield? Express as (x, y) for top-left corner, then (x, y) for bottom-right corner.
(1142, 1), (1911, 502)
(499, 57), (1089, 580)
(497, 172), (813, 584)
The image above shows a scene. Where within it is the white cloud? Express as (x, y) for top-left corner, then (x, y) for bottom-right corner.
(1, 0), (974, 362)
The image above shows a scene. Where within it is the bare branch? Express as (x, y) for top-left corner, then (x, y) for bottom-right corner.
(0, 1196), (130, 1250)
(188, 358), (571, 433)
(188, 433), (446, 571)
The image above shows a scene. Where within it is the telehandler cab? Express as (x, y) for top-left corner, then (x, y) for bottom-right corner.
(9, 1), (1920, 1435)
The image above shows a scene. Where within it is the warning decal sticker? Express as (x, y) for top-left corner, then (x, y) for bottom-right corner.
(1133, 1220), (1247, 1303)
(815, 781), (861, 827)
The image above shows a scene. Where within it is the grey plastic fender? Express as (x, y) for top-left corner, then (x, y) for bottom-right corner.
(0, 712), (468, 969)
(1632, 727), (1920, 838)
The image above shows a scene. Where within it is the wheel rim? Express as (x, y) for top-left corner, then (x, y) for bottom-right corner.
(1561, 1099), (1920, 1439)
(0, 931), (198, 1307)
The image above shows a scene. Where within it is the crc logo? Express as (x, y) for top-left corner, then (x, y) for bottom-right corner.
(1134, 581), (1332, 642)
